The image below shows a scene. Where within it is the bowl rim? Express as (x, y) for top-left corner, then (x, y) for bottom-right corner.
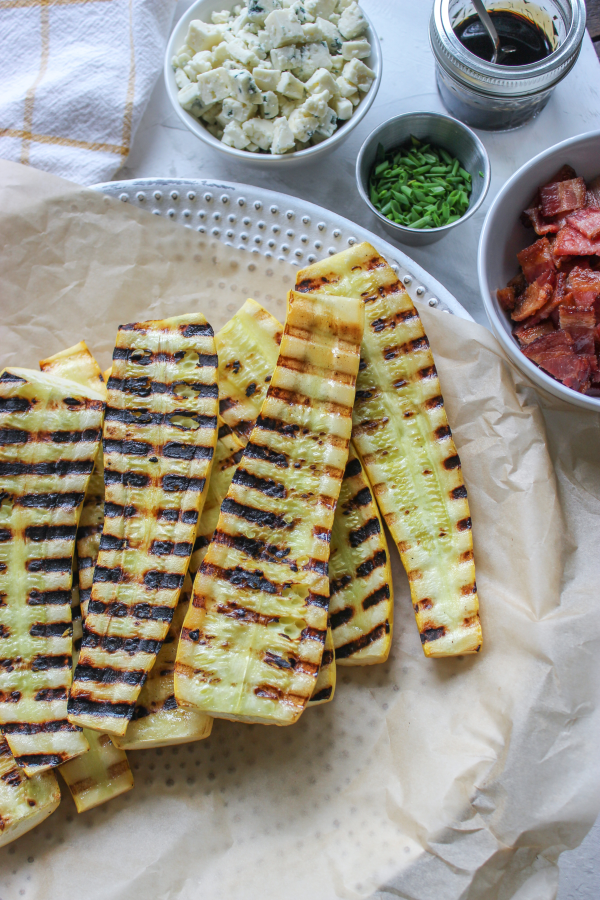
(355, 111), (491, 235)
(477, 128), (600, 413)
(163, 0), (382, 163)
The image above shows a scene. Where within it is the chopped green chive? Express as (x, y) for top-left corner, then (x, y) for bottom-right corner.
(368, 135), (472, 230)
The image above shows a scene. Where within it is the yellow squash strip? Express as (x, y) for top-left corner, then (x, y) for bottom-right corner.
(296, 244), (481, 657)
(68, 314), (219, 737)
(58, 731), (133, 812)
(0, 736), (60, 847)
(40, 345), (134, 808)
(113, 575), (212, 750)
(329, 445), (393, 665)
(216, 298), (282, 442)
(175, 290), (364, 725)
(40, 343), (107, 623)
(0, 368), (104, 774)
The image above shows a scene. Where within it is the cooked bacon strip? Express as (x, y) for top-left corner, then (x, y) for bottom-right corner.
(513, 320), (555, 347)
(566, 266), (600, 307)
(523, 330), (591, 391)
(553, 226), (600, 257)
(517, 237), (555, 284)
(558, 306), (596, 355)
(497, 287), (516, 312)
(586, 175), (600, 210)
(525, 271), (569, 326)
(522, 205), (565, 236)
(511, 279), (553, 322)
(566, 209), (600, 241)
(540, 177), (586, 218)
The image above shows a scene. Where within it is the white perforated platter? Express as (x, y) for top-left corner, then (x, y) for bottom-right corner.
(93, 178), (472, 320)
(0, 180), (473, 900)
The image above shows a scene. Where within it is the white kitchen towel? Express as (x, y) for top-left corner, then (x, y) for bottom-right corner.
(0, 0), (175, 185)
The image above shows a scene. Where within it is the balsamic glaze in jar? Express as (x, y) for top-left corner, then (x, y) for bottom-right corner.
(454, 10), (552, 65)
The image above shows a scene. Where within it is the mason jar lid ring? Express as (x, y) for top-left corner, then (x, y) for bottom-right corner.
(430, 0), (586, 98)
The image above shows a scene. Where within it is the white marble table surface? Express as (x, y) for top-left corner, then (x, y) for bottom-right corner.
(114, 1), (600, 894)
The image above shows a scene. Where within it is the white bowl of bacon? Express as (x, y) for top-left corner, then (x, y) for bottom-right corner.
(478, 130), (600, 412)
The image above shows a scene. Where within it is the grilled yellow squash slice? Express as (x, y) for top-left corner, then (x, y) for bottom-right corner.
(297, 244), (482, 657)
(175, 290), (364, 725)
(216, 298), (282, 442)
(0, 736), (60, 847)
(40, 342), (107, 624)
(329, 445), (393, 665)
(0, 367), (104, 773)
(40, 345), (134, 808)
(58, 730), (133, 812)
(68, 314), (219, 737)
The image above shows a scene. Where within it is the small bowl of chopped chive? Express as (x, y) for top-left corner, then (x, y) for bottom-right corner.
(356, 111), (490, 246)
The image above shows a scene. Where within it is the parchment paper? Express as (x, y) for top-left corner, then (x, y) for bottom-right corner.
(1, 159), (599, 900)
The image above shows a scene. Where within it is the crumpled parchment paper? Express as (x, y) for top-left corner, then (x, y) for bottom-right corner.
(1, 160), (599, 900)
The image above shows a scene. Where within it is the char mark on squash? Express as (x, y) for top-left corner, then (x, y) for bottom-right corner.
(232, 468), (286, 499)
(104, 502), (137, 518)
(300, 626), (326, 644)
(27, 589), (71, 607)
(86, 599), (175, 622)
(306, 591), (329, 608)
(14, 753), (68, 769)
(435, 425), (452, 441)
(203, 563), (280, 595)
(31, 655), (71, 670)
(330, 607), (354, 630)
(162, 442), (214, 461)
(149, 540), (193, 557)
(67, 697), (135, 719)
(451, 485), (468, 500)
(264, 651), (294, 670)
(26, 556), (72, 574)
(420, 626), (447, 644)
(51, 429), (101, 446)
(99, 534), (127, 552)
(181, 322), (214, 337)
(343, 457), (362, 479)
(143, 571), (185, 591)
(104, 470), (150, 489)
(0, 372), (27, 383)
(335, 622), (389, 659)
(162, 474), (206, 493)
(18, 492), (84, 509)
(348, 517), (381, 547)
(73, 665), (146, 686)
(255, 416), (300, 437)
(215, 602), (280, 626)
(2, 719), (77, 735)
(29, 622), (72, 638)
(0, 459), (94, 477)
(93, 566), (125, 585)
(0, 428), (29, 444)
(243, 442), (289, 468)
(81, 631), (162, 655)
(356, 550), (387, 578)
(0, 397), (32, 414)
(311, 686), (333, 702)
(330, 574), (351, 596)
(103, 438), (151, 456)
(25, 525), (77, 542)
(212, 530), (292, 565)
(313, 525), (331, 543)
(220, 498), (289, 530)
(362, 584), (391, 610)
(443, 454), (461, 470)
(35, 688), (67, 701)
(457, 517), (472, 531)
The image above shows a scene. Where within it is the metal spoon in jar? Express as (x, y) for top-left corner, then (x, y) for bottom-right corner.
(471, 0), (516, 64)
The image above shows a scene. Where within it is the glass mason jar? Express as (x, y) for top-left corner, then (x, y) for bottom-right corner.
(429, 0), (587, 131)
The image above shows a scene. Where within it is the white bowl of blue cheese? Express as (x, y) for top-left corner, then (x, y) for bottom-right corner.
(164, 0), (382, 161)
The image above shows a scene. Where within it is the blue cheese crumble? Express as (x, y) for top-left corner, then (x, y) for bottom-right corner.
(173, 0), (374, 154)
